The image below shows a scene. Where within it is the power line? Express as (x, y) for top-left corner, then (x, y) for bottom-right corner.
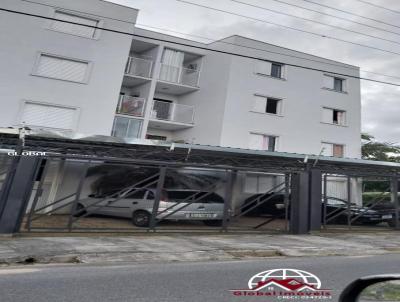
(16, 0), (400, 79)
(176, 0), (400, 57)
(137, 23), (400, 81)
(1, 7), (400, 87)
(15, 0), (365, 70)
(300, 0), (400, 29)
(230, 0), (400, 46)
(21, 0), (136, 24)
(354, 0), (400, 15)
(266, 0), (400, 34)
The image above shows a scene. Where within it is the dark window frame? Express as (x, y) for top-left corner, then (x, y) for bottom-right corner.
(271, 63), (283, 78)
(266, 98), (280, 115)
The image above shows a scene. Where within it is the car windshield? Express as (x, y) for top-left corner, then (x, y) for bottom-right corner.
(326, 198), (346, 206)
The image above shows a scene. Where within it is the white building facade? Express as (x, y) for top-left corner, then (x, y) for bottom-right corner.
(0, 0), (362, 205)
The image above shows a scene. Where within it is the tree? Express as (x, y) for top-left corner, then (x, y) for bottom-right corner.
(361, 133), (400, 192)
(361, 133), (400, 162)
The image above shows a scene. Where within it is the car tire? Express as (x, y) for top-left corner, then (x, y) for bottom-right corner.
(203, 220), (223, 227)
(132, 211), (151, 227)
(388, 218), (396, 228)
(73, 203), (87, 218)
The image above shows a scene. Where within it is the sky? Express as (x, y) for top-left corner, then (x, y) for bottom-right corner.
(110, 0), (400, 143)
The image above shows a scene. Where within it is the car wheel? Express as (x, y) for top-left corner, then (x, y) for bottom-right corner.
(132, 211), (151, 227)
(388, 217), (396, 228)
(73, 203), (87, 217)
(203, 220), (223, 227)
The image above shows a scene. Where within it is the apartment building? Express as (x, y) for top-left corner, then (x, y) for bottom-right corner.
(116, 30), (361, 159)
(0, 0), (362, 204)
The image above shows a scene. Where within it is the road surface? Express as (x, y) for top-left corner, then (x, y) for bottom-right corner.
(1, 254), (399, 301)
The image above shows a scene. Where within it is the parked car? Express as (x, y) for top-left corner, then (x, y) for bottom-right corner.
(241, 194), (394, 226)
(322, 196), (394, 226)
(370, 200), (399, 227)
(76, 188), (225, 227)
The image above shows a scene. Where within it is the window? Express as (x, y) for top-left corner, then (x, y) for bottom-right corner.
(253, 95), (282, 115)
(249, 133), (277, 151)
(152, 99), (173, 120)
(51, 11), (99, 38)
(125, 189), (146, 199)
(322, 108), (346, 125)
(34, 54), (90, 83)
(334, 78), (343, 92)
(244, 174), (275, 194)
(271, 63), (282, 78)
(323, 75), (346, 92)
(20, 102), (77, 130)
(255, 61), (284, 78)
(322, 142), (344, 158)
(112, 117), (142, 139)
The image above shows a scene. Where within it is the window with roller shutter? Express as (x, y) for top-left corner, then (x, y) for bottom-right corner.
(321, 142), (344, 158)
(323, 75), (346, 92)
(51, 11), (99, 38)
(255, 61), (285, 78)
(20, 102), (78, 130)
(322, 107), (346, 126)
(34, 54), (90, 83)
(249, 133), (277, 151)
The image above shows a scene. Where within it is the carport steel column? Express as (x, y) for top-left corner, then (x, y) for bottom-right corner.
(391, 176), (399, 230)
(0, 157), (40, 234)
(149, 167), (167, 230)
(222, 170), (236, 231)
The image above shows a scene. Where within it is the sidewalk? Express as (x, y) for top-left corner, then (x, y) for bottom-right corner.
(0, 232), (399, 266)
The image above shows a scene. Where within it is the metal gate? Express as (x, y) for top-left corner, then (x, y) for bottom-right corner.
(21, 156), (291, 233)
(321, 173), (400, 231)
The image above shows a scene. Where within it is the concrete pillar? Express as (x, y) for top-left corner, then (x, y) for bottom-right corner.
(0, 157), (40, 234)
(351, 177), (363, 206)
(290, 172), (310, 234)
(309, 169), (322, 231)
(391, 177), (399, 230)
(222, 170), (236, 230)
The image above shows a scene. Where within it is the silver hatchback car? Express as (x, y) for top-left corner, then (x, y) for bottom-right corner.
(77, 188), (225, 227)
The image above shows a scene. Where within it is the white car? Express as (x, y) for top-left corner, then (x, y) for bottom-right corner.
(76, 189), (225, 227)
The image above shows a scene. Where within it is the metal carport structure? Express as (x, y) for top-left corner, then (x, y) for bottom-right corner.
(0, 130), (399, 234)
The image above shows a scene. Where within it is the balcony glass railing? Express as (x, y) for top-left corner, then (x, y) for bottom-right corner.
(116, 95), (146, 117)
(125, 56), (153, 78)
(159, 64), (200, 87)
(151, 100), (194, 124)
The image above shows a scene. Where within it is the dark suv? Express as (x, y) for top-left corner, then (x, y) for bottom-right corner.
(241, 194), (394, 226)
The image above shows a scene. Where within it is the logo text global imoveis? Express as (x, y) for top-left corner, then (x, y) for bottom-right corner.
(230, 268), (332, 300)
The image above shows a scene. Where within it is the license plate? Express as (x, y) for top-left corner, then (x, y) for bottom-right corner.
(382, 215), (393, 219)
(186, 213), (217, 219)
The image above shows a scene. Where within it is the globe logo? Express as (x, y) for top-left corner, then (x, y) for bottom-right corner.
(248, 268), (322, 290)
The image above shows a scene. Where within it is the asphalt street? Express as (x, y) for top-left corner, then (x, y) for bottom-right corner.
(0, 254), (399, 302)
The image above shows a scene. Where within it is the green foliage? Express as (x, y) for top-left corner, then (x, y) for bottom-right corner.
(361, 133), (400, 192)
(362, 192), (391, 204)
(361, 133), (400, 162)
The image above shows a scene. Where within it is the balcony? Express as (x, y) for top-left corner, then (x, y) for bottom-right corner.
(156, 64), (200, 95)
(149, 100), (195, 130)
(123, 56), (153, 87)
(116, 95), (146, 117)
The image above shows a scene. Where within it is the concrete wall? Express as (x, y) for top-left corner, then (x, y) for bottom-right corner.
(0, 0), (137, 136)
(218, 36), (361, 158)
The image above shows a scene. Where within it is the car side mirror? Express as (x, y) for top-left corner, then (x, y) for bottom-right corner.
(339, 275), (400, 302)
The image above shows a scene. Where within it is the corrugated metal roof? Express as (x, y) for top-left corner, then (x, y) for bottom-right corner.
(0, 128), (399, 175)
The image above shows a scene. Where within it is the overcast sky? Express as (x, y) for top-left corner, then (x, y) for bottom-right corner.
(111, 0), (400, 143)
